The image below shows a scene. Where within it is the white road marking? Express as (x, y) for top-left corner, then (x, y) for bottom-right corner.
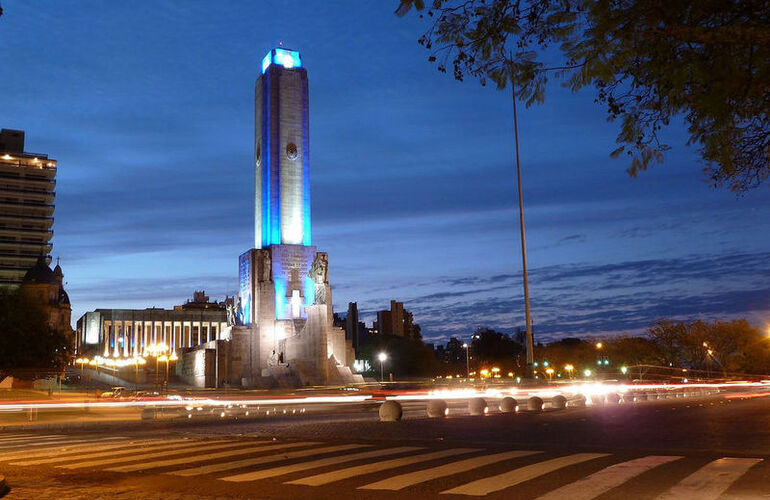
(0, 436), (79, 450)
(656, 457), (763, 500)
(58, 441), (252, 469)
(288, 448), (479, 486)
(441, 453), (610, 496)
(11, 439), (214, 466)
(107, 441), (315, 473)
(536, 455), (684, 500)
(222, 446), (423, 483)
(360, 450), (541, 491)
(0, 438), (137, 461)
(168, 444), (369, 477)
(0, 434), (61, 444)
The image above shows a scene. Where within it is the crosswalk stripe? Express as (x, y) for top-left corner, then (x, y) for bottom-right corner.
(11, 439), (212, 466)
(536, 455), (684, 500)
(656, 457), (763, 500)
(0, 436), (131, 455)
(360, 450), (541, 491)
(441, 453), (610, 496)
(106, 441), (319, 473)
(288, 448), (479, 487)
(0, 436), (77, 450)
(0, 438), (138, 461)
(0, 434), (61, 444)
(222, 446), (423, 483)
(59, 441), (256, 470)
(168, 443), (370, 477)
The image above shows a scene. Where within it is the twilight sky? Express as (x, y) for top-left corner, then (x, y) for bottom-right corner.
(2, 1), (769, 344)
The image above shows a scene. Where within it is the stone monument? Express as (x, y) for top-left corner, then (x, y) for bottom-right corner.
(226, 48), (359, 387)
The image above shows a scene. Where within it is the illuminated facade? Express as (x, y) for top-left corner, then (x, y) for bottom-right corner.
(255, 47), (311, 249)
(76, 292), (228, 357)
(0, 129), (56, 286)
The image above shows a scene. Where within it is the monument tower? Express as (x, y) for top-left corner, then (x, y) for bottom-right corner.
(234, 48), (358, 387)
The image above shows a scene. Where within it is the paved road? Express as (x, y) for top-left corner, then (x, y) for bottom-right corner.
(1, 395), (769, 499)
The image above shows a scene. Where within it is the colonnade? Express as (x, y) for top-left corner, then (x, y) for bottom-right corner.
(101, 319), (228, 358)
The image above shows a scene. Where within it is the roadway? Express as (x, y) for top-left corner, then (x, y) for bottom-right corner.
(0, 391), (769, 499)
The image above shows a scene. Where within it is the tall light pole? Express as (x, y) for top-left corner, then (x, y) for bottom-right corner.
(509, 58), (534, 377)
(378, 352), (387, 383)
(462, 343), (470, 379)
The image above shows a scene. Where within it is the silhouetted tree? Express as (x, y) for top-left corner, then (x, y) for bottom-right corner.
(647, 318), (770, 375)
(0, 288), (73, 381)
(470, 327), (523, 372)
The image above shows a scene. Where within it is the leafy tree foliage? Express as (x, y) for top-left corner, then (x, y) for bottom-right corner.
(0, 288), (73, 381)
(647, 318), (770, 374)
(470, 327), (524, 366)
(396, 0), (770, 192)
(359, 334), (440, 377)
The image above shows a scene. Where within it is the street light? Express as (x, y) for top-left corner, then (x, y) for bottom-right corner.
(545, 367), (554, 381)
(462, 343), (470, 379)
(378, 352), (387, 382)
(595, 342), (603, 350)
(564, 364), (574, 379)
(158, 354), (170, 392)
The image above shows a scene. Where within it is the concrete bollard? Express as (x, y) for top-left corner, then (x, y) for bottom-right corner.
(379, 401), (403, 422)
(427, 399), (449, 418)
(590, 394), (605, 406)
(550, 395), (567, 409)
(527, 396), (544, 412)
(568, 394), (587, 407)
(468, 398), (489, 416)
(606, 392), (621, 404)
(499, 397), (518, 413)
(635, 392), (648, 401)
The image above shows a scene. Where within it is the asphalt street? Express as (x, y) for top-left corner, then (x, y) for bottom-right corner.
(1, 394), (769, 499)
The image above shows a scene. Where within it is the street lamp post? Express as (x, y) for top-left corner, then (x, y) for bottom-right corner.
(158, 354), (169, 394)
(378, 352), (387, 383)
(462, 343), (470, 379)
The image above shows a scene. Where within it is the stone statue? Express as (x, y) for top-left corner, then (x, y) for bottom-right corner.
(259, 250), (272, 282)
(226, 301), (236, 326)
(308, 252), (328, 284)
(235, 295), (243, 325)
(308, 253), (329, 305)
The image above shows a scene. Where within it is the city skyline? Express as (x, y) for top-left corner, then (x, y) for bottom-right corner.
(2, 1), (769, 343)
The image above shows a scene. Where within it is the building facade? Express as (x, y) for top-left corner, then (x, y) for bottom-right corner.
(0, 129), (56, 286)
(76, 291), (227, 357)
(21, 255), (72, 335)
(374, 300), (421, 340)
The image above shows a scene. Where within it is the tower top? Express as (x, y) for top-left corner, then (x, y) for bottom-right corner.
(261, 48), (303, 74)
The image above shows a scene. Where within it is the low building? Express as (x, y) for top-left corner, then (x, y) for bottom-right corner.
(76, 291), (227, 357)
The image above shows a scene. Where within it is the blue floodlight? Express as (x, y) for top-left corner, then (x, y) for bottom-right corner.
(261, 48), (302, 73)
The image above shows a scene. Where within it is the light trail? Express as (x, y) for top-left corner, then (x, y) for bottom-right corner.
(0, 380), (768, 413)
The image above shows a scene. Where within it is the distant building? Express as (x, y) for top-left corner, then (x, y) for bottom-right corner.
(21, 255), (72, 336)
(174, 290), (226, 311)
(0, 129), (56, 287)
(374, 300), (421, 340)
(344, 302), (367, 352)
(76, 290), (227, 357)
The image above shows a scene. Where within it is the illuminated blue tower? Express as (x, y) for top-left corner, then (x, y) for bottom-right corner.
(254, 47), (311, 248)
